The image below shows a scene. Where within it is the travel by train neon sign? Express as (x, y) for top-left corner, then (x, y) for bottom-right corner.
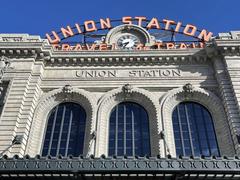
(46, 16), (213, 51)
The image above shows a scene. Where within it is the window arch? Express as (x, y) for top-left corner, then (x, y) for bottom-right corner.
(172, 102), (220, 157)
(42, 102), (86, 157)
(108, 102), (151, 156)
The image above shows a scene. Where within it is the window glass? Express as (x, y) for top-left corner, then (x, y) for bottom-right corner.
(42, 102), (86, 157)
(108, 102), (150, 156)
(172, 102), (220, 156)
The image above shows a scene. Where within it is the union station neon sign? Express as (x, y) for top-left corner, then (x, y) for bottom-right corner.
(46, 16), (213, 51)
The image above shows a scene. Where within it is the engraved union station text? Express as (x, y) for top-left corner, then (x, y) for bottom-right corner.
(76, 69), (181, 78)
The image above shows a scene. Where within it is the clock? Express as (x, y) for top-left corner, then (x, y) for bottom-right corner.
(116, 33), (140, 50)
(105, 24), (154, 50)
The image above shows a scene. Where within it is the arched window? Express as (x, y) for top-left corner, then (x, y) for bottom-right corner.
(172, 102), (220, 157)
(108, 102), (150, 156)
(42, 102), (86, 157)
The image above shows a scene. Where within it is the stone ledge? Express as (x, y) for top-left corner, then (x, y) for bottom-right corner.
(0, 155), (240, 175)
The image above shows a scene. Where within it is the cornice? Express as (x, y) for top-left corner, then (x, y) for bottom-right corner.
(1, 33), (240, 60)
(0, 33), (214, 64)
(210, 33), (240, 56)
(0, 49), (209, 66)
(214, 42), (240, 56)
(45, 53), (208, 66)
(206, 44), (240, 58)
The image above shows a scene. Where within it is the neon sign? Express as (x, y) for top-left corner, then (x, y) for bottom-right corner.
(46, 16), (213, 51)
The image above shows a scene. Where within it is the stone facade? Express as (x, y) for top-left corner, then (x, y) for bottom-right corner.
(0, 31), (240, 158)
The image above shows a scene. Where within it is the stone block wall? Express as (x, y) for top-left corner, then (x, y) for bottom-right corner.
(0, 33), (239, 157)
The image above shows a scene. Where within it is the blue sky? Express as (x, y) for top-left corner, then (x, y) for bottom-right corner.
(0, 0), (239, 37)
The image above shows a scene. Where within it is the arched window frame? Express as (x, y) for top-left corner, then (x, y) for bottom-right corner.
(96, 85), (160, 157)
(160, 85), (235, 157)
(41, 102), (87, 157)
(26, 86), (96, 157)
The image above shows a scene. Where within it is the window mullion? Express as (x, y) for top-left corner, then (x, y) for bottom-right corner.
(177, 106), (185, 156)
(123, 105), (126, 155)
(184, 104), (195, 156)
(56, 105), (66, 155)
(139, 108), (144, 156)
(65, 110), (73, 156)
(200, 107), (211, 155)
(48, 106), (59, 155)
(115, 106), (118, 156)
(192, 104), (202, 155)
(132, 110), (135, 156)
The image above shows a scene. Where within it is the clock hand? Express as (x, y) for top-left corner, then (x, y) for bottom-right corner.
(122, 41), (130, 48)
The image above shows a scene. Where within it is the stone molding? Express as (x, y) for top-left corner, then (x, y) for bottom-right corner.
(26, 85), (97, 156)
(95, 85), (160, 157)
(1, 156), (240, 176)
(45, 54), (208, 66)
(160, 84), (235, 157)
(0, 49), (210, 68)
(217, 31), (240, 40)
(212, 37), (240, 56)
(0, 35), (208, 65)
(219, 46), (240, 56)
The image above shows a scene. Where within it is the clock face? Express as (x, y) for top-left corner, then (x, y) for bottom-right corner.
(117, 34), (140, 50)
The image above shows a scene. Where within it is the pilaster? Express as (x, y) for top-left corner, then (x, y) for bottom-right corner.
(212, 57), (240, 154)
(0, 57), (43, 157)
(212, 31), (240, 154)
